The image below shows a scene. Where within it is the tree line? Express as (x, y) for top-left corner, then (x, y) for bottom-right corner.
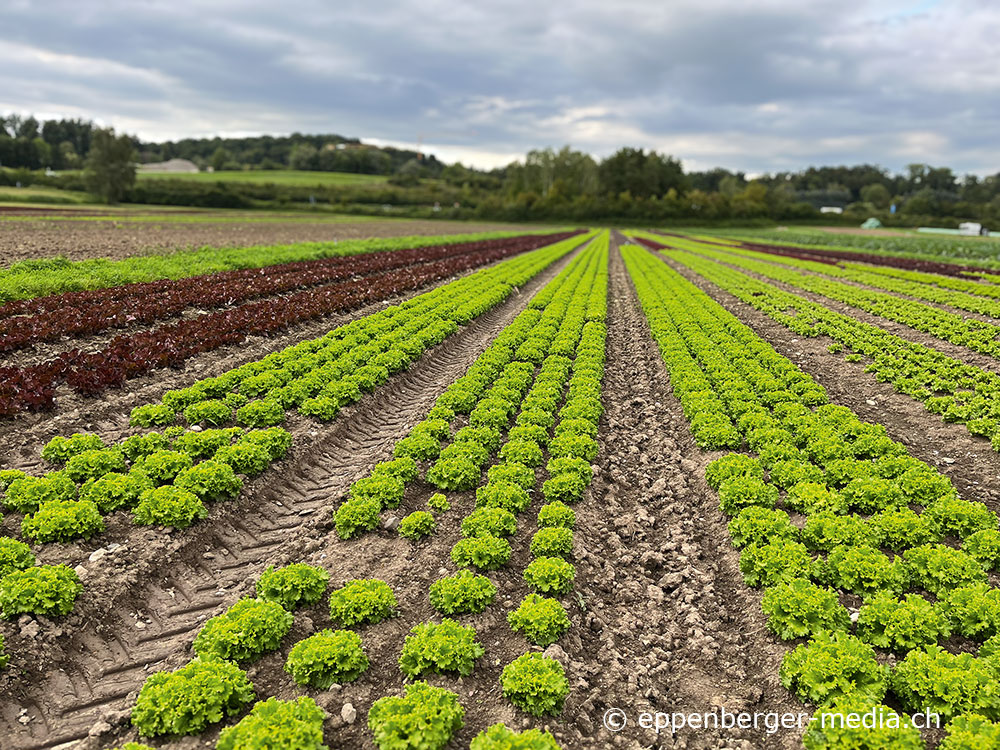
(3, 112), (999, 226)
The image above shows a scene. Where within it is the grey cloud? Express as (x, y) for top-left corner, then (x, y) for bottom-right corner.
(0, 0), (998, 174)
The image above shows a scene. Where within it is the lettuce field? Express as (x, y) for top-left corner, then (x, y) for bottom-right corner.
(4, 223), (1000, 749)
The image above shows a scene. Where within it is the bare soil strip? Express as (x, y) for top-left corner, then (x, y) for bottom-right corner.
(1, 251), (577, 749)
(563, 236), (798, 750)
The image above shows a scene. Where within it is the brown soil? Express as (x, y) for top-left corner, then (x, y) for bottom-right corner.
(0, 218), (544, 267)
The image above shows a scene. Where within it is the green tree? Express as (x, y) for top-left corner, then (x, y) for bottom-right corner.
(860, 183), (891, 209)
(83, 128), (136, 203)
(211, 146), (232, 171)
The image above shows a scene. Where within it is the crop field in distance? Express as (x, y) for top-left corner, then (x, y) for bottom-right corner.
(5, 216), (1000, 750)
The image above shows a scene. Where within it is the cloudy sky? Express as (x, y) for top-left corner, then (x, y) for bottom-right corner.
(1, 0), (998, 175)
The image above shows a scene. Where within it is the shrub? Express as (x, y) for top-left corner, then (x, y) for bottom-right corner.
(739, 540), (815, 588)
(427, 456), (480, 491)
(174, 460), (242, 502)
(705, 453), (763, 490)
(22, 498), (104, 543)
(334, 498), (381, 539)
(131, 657), (255, 736)
(940, 715), (1000, 749)
(451, 535), (512, 571)
(285, 630), (368, 688)
(399, 618), (485, 677)
(0, 537), (34, 579)
(133, 486), (207, 528)
(4, 472), (76, 514)
(216, 696), (325, 750)
(475, 482), (531, 514)
(183, 400), (232, 426)
(780, 631), (888, 706)
(925, 497), (998, 539)
(802, 698), (924, 750)
(824, 545), (906, 599)
(429, 571), (497, 615)
(537, 501), (575, 529)
(964, 529), (1000, 570)
(717, 476), (778, 515)
(892, 646), (1000, 721)
(728, 507), (797, 549)
(508, 594), (570, 646)
(368, 681), (464, 750)
(239, 428), (292, 461)
(329, 579), (397, 627)
(761, 578), (851, 640)
(0, 564), (82, 617)
(530, 527), (573, 559)
(857, 593), (951, 652)
(130, 404), (177, 427)
(236, 400), (285, 428)
(902, 544), (986, 597)
(869, 508), (940, 550)
(462, 507), (517, 538)
(64, 448), (126, 483)
(193, 598), (293, 662)
(256, 563), (329, 610)
(80, 471), (153, 512)
(427, 492), (450, 513)
(213, 443), (271, 476)
(133, 450), (193, 484)
(500, 653), (569, 716)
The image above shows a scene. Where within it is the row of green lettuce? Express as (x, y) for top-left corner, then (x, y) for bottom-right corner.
(621, 242), (1000, 749)
(0, 233), (593, 658)
(102, 234), (609, 748)
(660, 237), (1000, 453)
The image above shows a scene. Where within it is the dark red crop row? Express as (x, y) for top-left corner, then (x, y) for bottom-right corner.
(634, 236), (670, 251)
(0, 233), (573, 353)
(0, 232), (580, 416)
(738, 240), (996, 278)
